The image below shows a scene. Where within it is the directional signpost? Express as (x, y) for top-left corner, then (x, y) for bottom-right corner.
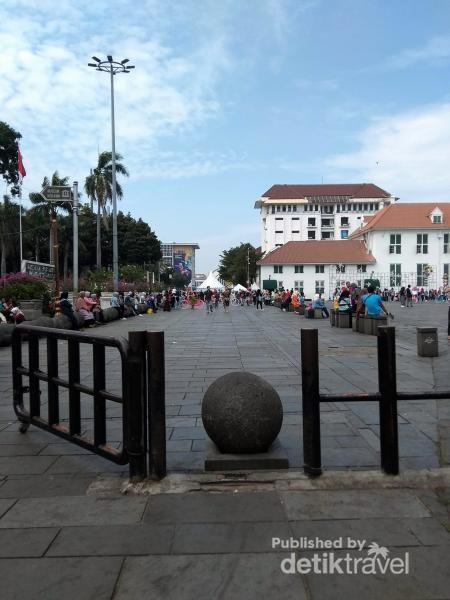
(40, 185), (75, 307)
(41, 185), (72, 201)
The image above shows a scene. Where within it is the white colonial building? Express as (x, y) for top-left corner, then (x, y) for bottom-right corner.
(258, 203), (450, 298)
(255, 183), (396, 253)
(350, 203), (450, 290)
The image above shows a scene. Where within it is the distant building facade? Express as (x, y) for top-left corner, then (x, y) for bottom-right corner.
(258, 203), (450, 297)
(254, 183), (396, 253)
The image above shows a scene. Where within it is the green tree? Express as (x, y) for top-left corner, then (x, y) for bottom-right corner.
(218, 243), (261, 285)
(0, 195), (20, 275)
(84, 152), (129, 270)
(0, 122), (22, 188)
(22, 206), (50, 263)
(29, 172), (72, 264)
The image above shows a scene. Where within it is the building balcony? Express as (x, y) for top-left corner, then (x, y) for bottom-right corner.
(321, 223), (335, 230)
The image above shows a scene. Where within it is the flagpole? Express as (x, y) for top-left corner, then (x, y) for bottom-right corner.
(18, 185), (23, 265)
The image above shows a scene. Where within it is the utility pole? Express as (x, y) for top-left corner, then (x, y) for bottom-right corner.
(72, 181), (79, 296)
(247, 246), (250, 287)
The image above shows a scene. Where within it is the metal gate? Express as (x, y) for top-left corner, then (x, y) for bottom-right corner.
(12, 325), (166, 481)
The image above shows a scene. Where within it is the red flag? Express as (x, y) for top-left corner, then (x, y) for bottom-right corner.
(17, 146), (26, 179)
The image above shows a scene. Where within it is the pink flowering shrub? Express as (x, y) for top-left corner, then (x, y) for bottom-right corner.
(0, 272), (50, 301)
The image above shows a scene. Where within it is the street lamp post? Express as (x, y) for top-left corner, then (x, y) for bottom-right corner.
(88, 55), (135, 291)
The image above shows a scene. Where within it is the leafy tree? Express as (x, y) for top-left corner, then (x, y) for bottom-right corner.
(0, 122), (22, 188)
(0, 195), (20, 275)
(29, 172), (72, 264)
(116, 212), (162, 267)
(22, 206), (50, 263)
(84, 152), (129, 270)
(218, 243), (261, 285)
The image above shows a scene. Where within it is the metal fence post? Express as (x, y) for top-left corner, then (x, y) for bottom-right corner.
(147, 331), (166, 480)
(377, 326), (399, 475)
(301, 328), (322, 476)
(126, 331), (148, 481)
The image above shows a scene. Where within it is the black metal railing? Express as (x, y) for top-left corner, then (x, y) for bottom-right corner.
(301, 326), (449, 476)
(12, 325), (166, 481)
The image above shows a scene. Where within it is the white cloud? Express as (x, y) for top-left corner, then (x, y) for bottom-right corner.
(385, 35), (450, 69)
(325, 102), (450, 200)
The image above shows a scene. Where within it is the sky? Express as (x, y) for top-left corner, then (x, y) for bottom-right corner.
(2, 0), (450, 274)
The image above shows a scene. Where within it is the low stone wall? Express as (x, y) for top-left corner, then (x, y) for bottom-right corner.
(0, 302), (150, 347)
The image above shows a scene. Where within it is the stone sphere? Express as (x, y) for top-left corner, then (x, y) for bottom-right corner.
(202, 372), (283, 454)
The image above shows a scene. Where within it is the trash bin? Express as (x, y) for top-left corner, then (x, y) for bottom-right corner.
(417, 327), (438, 357)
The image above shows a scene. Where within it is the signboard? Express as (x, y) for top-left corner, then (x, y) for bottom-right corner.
(263, 279), (277, 290)
(41, 185), (72, 201)
(21, 260), (55, 280)
(173, 245), (194, 280)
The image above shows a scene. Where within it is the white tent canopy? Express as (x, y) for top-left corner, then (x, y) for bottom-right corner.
(251, 282), (259, 291)
(232, 283), (247, 292)
(197, 271), (225, 291)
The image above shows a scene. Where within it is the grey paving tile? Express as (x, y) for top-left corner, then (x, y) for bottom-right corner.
(280, 490), (431, 520)
(0, 556), (122, 600)
(172, 521), (292, 554)
(0, 527), (59, 557)
(144, 491), (287, 524)
(0, 496), (148, 528)
(0, 456), (57, 475)
(0, 476), (93, 498)
(47, 523), (174, 556)
(303, 546), (450, 600)
(114, 554), (306, 600)
(45, 455), (128, 474)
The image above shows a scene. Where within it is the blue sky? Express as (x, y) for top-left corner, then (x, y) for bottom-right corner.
(2, 0), (450, 273)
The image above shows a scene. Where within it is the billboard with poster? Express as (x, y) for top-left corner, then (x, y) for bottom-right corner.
(173, 245), (194, 280)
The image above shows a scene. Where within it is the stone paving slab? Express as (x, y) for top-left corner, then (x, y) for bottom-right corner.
(114, 553), (307, 600)
(279, 489), (431, 520)
(0, 496), (148, 528)
(0, 527), (59, 557)
(0, 556), (122, 600)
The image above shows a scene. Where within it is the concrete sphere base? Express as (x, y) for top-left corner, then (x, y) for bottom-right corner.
(202, 371), (283, 454)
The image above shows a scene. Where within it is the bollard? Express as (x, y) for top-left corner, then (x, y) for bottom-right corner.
(301, 329), (322, 476)
(377, 327), (399, 475)
(417, 327), (438, 357)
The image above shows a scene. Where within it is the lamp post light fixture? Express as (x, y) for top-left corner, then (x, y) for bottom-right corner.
(88, 55), (135, 291)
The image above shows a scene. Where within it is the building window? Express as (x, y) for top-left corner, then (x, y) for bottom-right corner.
(444, 233), (449, 253)
(292, 217), (299, 221)
(340, 217), (349, 226)
(417, 264), (429, 287)
(389, 234), (401, 254)
(432, 215), (442, 223)
(315, 280), (325, 294)
(275, 217), (283, 220)
(308, 217), (316, 227)
(276, 205), (281, 212)
(417, 233), (428, 254)
(294, 281), (304, 293)
(292, 205), (297, 212)
(278, 281), (283, 288)
(292, 230), (300, 234)
(294, 265), (304, 273)
(271, 206), (275, 214)
(336, 264), (345, 273)
(282, 205), (286, 212)
(390, 264), (401, 287)
(315, 265), (325, 273)
(308, 231), (316, 239)
(274, 265), (283, 274)
(340, 230), (348, 239)
(275, 230), (283, 234)
(358, 203), (363, 211)
(322, 232), (332, 239)
(356, 264), (367, 273)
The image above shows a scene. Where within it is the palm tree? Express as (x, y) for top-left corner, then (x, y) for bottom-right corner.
(84, 152), (129, 270)
(29, 172), (72, 264)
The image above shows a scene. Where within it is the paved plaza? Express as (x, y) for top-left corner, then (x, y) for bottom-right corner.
(0, 301), (449, 598)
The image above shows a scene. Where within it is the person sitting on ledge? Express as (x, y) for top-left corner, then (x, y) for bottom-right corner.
(59, 291), (79, 330)
(338, 289), (352, 313)
(312, 293), (329, 318)
(10, 306), (25, 324)
(363, 285), (389, 317)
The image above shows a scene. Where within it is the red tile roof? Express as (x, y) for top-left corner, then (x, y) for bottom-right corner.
(261, 183), (391, 200)
(349, 203), (450, 238)
(258, 241), (375, 265)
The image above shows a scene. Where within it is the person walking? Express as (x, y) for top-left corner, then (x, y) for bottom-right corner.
(204, 286), (213, 315)
(399, 286), (406, 307)
(256, 289), (264, 310)
(406, 285), (413, 308)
